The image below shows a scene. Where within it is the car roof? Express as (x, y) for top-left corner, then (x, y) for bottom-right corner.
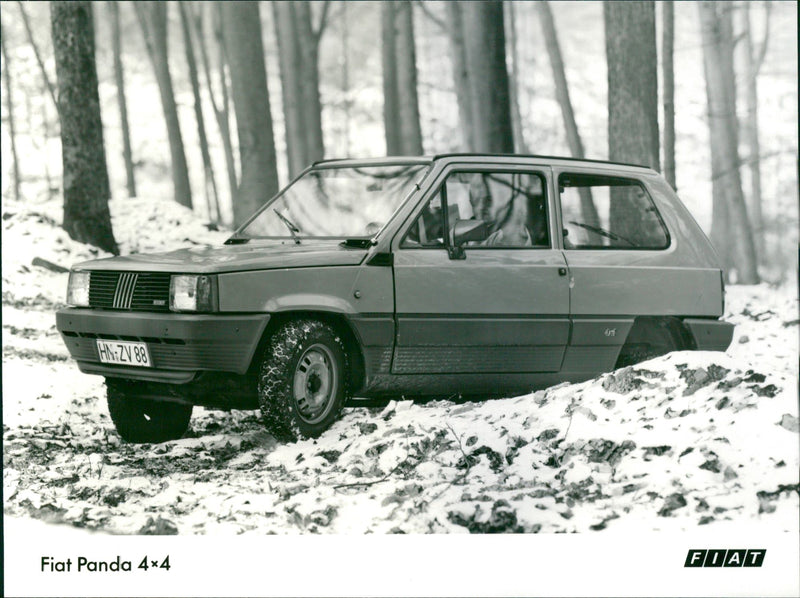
(432, 153), (653, 171)
(313, 154), (655, 174)
(312, 156), (433, 168)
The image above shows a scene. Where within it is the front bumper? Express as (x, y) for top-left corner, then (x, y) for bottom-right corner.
(56, 309), (271, 381)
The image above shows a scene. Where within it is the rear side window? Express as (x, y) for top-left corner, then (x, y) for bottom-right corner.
(558, 173), (669, 250)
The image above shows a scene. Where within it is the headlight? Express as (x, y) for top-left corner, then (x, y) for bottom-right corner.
(169, 274), (217, 312)
(66, 271), (90, 307)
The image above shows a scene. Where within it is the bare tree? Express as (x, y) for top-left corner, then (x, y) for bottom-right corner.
(662, 0), (676, 190)
(382, 2), (401, 155)
(17, 1), (58, 113)
(294, 2), (327, 163)
(25, 83), (55, 197)
(134, 1), (193, 208)
(192, 2), (237, 209)
(444, 2), (475, 151)
(274, 2), (309, 176)
(395, 1), (423, 155)
(604, 1), (659, 169)
(108, 1), (136, 198)
(461, 1), (514, 153)
(741, 1), (771, 257)
(604, 1), (659, 241)
(537, 0), (598, 227)
(220, 1), (279, 227)
(699, 0), (759, 284)
(179, 1), (219, 223)
(505, 1), (528, 153)
(382, 1), (423, 155)
(274, 1), (329, 175)
(1, 20), (21, 201)
(51, 1), (118, 254)
(340, 1), (351, 155)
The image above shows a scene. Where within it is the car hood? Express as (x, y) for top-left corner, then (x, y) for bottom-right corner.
(73, 241), (369, 274)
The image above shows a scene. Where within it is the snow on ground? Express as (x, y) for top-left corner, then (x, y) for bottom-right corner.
(2, 198), (798, 535)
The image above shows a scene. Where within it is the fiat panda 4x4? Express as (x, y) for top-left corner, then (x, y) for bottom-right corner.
(56, 154), (734, 443)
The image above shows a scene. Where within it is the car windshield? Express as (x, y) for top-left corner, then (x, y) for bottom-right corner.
(235, 163), (429, 240)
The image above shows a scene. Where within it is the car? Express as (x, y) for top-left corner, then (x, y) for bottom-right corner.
(56, 154), (734, 443)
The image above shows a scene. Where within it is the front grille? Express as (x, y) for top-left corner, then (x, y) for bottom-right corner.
(89, 271), (171, 312)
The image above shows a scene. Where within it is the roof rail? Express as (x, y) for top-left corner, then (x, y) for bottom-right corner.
(310, 154), (652, 171)
(431, 152), (651, 170)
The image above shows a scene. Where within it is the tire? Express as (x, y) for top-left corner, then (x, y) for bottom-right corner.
(258, 320), (349, 442)
(106, 380), (193, 443)
(615, 317), (684, 368)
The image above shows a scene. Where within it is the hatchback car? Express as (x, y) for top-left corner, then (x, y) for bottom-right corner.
(56, 154), (734, 442)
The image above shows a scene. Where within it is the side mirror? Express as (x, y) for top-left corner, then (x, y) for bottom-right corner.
(449, 219), (488, 259)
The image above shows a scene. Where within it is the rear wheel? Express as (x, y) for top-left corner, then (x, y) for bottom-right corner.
(106, 380), (193, 443)
(615, 317), (685, 368)
(258, 320), (348, 442)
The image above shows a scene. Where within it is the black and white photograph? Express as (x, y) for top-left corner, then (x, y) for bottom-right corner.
(2, 1), (798, 596)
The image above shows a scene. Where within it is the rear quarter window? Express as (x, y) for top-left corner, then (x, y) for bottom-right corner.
(558, 172), (670, 250)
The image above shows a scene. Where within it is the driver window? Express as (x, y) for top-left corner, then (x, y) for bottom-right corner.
(402, 170), (549, 248)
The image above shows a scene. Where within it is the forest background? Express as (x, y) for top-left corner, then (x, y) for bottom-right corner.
(1, 0), (797, 284)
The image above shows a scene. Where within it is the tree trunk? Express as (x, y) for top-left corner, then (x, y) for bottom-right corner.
(51, 1), (118, 254)
(17, 1), (59, 114)
(705, 0), (733, 277)
(461, 1), (514, 153)
(340, 1), (351, 155)
(108, 1), (136, 198)
(273, 2), (327, 172)
(718, 2), (738, 149)
(382, 1), (423, 156)
(294, 2), (325, 164)
(273, 1), (308, 177)
(537, 1), (598, 226)
(604, 1), (659, 169)
(699, 1), (759, 284)
(604, 1), (659, 240)
(220, 1), (279, 227)
(179, 1), (219, 223)
(1, 22), (21, 202)
(193, 2), (237, 213)
(505, 1), (527, 154)
(382, 2), (401, 155)
(445, 2), (475, 151)
(394, 1), (423, 155)
(662, 0), (676, 190)
(134, 1), (193, 208)
(741, 2), (769, 258)
(216, 4), (238, 210)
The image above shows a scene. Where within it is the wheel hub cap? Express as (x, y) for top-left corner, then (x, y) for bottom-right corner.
(293, 344), (337, 424)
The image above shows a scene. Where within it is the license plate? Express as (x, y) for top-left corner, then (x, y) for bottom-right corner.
(96, 340), (152, 367)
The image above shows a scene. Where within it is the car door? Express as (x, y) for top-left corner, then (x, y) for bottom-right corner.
(391, 163), (570, 375)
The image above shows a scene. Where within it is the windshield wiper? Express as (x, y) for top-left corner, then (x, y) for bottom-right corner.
(274, 208), (301, 244)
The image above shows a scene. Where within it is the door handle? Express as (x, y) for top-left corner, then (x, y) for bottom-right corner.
(558, 267), (567, 276)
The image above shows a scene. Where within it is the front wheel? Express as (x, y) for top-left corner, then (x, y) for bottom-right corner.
(106, 380), (193, 443)
(258, 320), (349, 442)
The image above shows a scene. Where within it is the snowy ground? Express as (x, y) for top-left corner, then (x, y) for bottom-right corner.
(2, 198), (798, 535)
